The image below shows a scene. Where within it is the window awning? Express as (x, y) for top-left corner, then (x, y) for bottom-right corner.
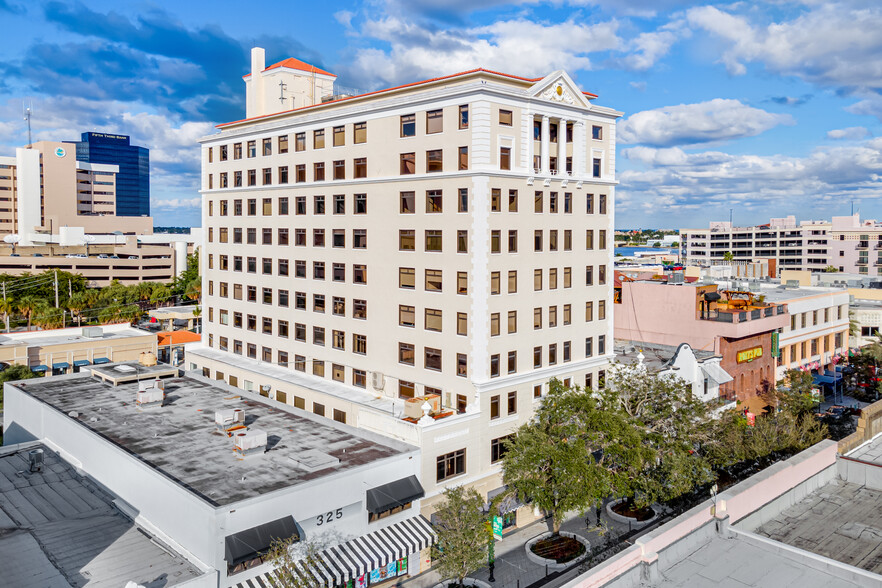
(702, 362), (733, 385)
(73, 360), (91, 367)
(31, 365), (48, 373)
(485, 486), (523, 515)
(232, 515), (436, 588)
(93, 357), (111, 364)
(52, 362), (70, 369)
(366, 475), (425, 514)
(224, 516), (299, 567)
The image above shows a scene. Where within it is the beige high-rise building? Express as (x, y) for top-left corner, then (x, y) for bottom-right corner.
(188, 48), (620, 522)
(0, 141), (152, 240)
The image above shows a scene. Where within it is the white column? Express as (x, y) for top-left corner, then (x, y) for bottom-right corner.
(526, 113), (534, 173)
(574, 121), (585, 176)
(540, 115), (550, 175)
(557, 118), (567, 176)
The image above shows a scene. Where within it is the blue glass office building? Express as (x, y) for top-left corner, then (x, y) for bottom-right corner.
(74, 133), (150, 217)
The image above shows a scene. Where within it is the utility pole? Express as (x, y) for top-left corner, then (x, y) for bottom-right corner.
(68, 279), (72, 298)
(54, 270), (59, 308)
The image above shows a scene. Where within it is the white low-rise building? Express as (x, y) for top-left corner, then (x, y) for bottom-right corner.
(3, 364), (434, 588)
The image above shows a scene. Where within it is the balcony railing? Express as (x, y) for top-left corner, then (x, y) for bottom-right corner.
(700, 304), (786, 323)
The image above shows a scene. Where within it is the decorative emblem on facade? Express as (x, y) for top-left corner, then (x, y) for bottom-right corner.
(541, 81), (576, 105)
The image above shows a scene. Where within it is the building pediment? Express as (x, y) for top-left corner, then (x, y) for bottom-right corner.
(529, 71), (593, 108)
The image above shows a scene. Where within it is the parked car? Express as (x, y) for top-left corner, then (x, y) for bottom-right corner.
(98, 254), (109, 259)
(128, 255), (139, 260)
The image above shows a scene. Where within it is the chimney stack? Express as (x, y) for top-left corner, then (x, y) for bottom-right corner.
(246, 47), (267, 119)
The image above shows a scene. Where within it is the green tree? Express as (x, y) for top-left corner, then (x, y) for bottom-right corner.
(722, 251), (734, 263)
(503, 379), (637, 533)
(265, 535), (334, 588)
(763, 369), (816, 417)
(600, 363), (714, 507)
(17, 295), (43, 331)
(0, 297), (14, 332)
(431, 485), (488, 587)
(824, 266), (839, 273)
(33, 305), (64, 330)
(66, 292), (89, 327)
(171, 251), (200, 297)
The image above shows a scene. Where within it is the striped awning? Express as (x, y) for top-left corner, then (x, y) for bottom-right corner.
(233, 515), (436, 588)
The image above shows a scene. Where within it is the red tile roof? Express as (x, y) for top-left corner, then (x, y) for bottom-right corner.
(157, 330), (201, 347)
(221, 67), (597, 128)
(243, 57), (335, 79)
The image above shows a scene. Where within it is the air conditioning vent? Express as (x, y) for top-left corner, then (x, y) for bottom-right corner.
(234, 429), (267, 456)
(370, 371), (385, 390)
(216, 408), (245, 431)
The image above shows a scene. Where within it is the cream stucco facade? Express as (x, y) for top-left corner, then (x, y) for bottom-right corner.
(188, 49), (620, 517)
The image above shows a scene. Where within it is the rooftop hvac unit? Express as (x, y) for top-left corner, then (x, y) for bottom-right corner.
(136, 388), (164, 409)
(669, 272), (685, 284)
(215, 408), (245, 431)
(138, 378), (164, 392)
(29, 449), (43, 473)
(234, 429), (267, 456)
(370, 371), (385, 390)
(82, 326), (103, 338)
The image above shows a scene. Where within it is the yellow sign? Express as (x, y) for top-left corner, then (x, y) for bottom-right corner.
(737, 346), (763, 364)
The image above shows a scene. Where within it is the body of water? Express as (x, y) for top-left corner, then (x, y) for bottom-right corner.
(615, 247), (675, 256)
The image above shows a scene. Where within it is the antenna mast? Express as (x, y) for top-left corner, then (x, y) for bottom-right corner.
(22, 100), (33, 147)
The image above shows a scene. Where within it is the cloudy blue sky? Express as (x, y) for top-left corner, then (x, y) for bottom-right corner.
(1, 0), (881, 229)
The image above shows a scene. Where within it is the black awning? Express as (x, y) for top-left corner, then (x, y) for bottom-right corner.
(224, 515), (299, 566)
(366, 475), (425, 514)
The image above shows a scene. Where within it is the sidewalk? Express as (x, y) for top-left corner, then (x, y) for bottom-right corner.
(401, 504), (644, 588)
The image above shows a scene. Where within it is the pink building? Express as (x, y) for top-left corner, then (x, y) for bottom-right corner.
(614, 274), (788, 403)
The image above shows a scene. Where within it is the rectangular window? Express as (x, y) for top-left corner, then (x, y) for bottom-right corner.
(535, 191), (543, 213)
(426, 230), (443, 252)
(491, 230), (501, 254)
(508, 310), (517, 334)
(508, 190), (518, 212)
(599, 300), (607, 320)
(586, 337), (593, 357)
(296, 196), (306, 214)
(426, 190), (443, 213)
(333, 125), (345, 147)
(534, 230), (543, 252)
(598, 335), (606, 355)
(425, 347), (442, 371)
(354, 157), (367, 178)
(354, 122), (367, 143)
(457, 272), (468, 295)
(279, 166), (288, 184)
(427, 109), (443, 134)
(499, 109), (513, 126)
(278, 135), (288, 153)
(500, 147), (511, 170)
(426, 269), (443, 292)
(491, 189), (501, 212)
(458, 146), (468, 170)
(457, 312), (468, 336)
(353, 229), (367, 249)
(425, 308), (442, 332)
(353, 334), (367, 354)
(508, 270), (517, 293)
(534, 346), (542, 368)
(400, 191), (415, 213)
(457, 230), (468, 253)
(549, 344), (557, 366)
(401, 114), (416, 137)
(295, 133), (305, 151)
(400, 230), (415, 251)
(399, 305), (415, 327)
(400, 152), (415, 175)
(490, 395), (500, 419)
(333, 160), (345, 180)
(436, 449), (465, 482)
(334, 194), (345, 214)
(490, 313), (500, 337)
(314, 129), (325, 149)
(427, 149), (443, 172)
(399, 267), (415, 289)
(490, 354), (500, 377)
(593, 157), (602, 178)
(457, 353), (468, 377)
(459, 105), (469, 129)
(534, 269), (543, 291)
(459, 188), (468, 212)
(354, 299), (367, 319)
(296, 165), (306, 182)
(534, 307), (542, 329)
(355, 193), (367, 214)
(507, 390), (517, 412)
(491, 271), (500, 295)
(592, 125), (602, 140)
(599, 194), (607, 214)
(314, 162), (325, 181)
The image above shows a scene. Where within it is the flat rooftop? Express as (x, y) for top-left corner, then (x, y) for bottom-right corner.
(846, 434), (882, 467)
(0, 443), (202, 587)
(12, 369), (415, 507)
(753, 285), (843, 302)
(0, 324), (151, 348)
(654, 534), (857, 588)
(754, 478), (882, 575)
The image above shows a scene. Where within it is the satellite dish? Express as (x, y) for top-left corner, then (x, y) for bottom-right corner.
(83, 235), (96, 244)
(3, 234), (20, 244)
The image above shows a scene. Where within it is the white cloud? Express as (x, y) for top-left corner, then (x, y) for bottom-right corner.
(629, 81), (647, 92)
(154, 198), (201, 209)
(827, 126), (869, 140)
(686, 3), (882, 92)
(618, 138), (882, 218)
(343, 17), (622, 88)
(618, 98), (794, 147)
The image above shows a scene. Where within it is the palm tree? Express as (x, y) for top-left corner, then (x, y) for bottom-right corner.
(17, 296), (42, 331)
(0, 297), (15, 332)
(150, 284), (171, 307)
(67, 292), (89, 327)
(119, 304), (142, 325)
(34, 306), (63, 330)
(184, 279), (201, 302)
